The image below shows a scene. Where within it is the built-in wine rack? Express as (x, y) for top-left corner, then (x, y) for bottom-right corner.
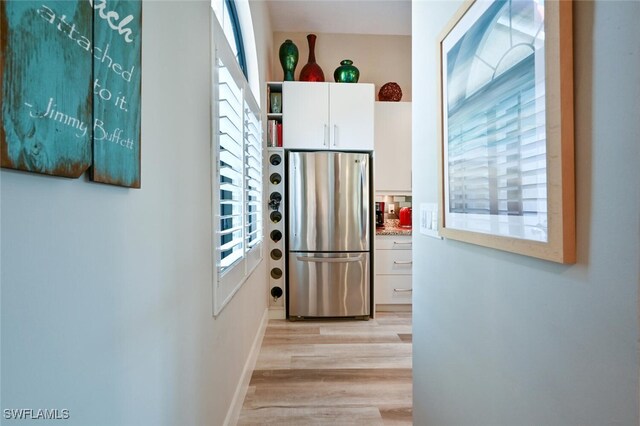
(267, 149), (285, 316)
(266, 82), (285, 318)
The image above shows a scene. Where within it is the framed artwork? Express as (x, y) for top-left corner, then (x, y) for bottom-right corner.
(438, 0), (575, 263)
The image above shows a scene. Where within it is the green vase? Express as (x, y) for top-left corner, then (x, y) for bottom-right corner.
(333, 59), (360, 83)
(279, 39), (299, 81)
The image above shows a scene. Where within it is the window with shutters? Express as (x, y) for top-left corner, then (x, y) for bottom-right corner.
(211, 4), (262, 316)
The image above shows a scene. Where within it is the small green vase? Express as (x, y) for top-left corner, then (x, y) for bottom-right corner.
(279, 40), (299, 81)
(333, 59), (360, 83)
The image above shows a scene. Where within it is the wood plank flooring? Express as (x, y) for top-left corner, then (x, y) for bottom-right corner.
(238, 312), (412, 425)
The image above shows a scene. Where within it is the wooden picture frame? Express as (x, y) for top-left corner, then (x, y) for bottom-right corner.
(437, 0), (575, 264)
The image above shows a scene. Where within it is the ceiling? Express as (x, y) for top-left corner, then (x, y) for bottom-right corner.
(265, 0), (412, 36)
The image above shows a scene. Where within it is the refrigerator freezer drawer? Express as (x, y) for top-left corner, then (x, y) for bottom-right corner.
(288, 252), (370, 318)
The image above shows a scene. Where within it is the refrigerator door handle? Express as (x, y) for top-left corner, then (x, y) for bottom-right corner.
(360, 159), (367, 236)
(296, 254), (363, 263)
(333, 125), (337, 147)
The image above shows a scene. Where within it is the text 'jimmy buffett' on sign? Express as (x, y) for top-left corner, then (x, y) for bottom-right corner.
(22, 98), (134, 150)
(24, 98), (88, 137)
(94, 119), (135, 150)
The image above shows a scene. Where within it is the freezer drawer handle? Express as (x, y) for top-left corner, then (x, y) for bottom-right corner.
(393, 288), (413, 293)
(393, 260), (413, 265)
(296, 255), (363, 263)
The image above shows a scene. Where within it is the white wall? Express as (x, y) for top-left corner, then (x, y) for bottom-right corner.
(0, 2), (272, 425)
(251, 0), (276, 115)
(412, 1), (640, 425)
(273, 32), (412, 100)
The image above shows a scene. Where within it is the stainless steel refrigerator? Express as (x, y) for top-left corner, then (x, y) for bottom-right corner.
(287, 151), (371, 319)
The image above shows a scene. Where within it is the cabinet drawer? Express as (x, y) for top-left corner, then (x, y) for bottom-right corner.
(374, 275), (412, 304)
(375, 249), (412, 275)
(375, 236), (412, 250)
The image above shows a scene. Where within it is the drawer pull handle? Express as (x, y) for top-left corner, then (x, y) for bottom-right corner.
(393, 288), (413, 293)
(393, 241), (411, 245)
(393, 260), (413, 265)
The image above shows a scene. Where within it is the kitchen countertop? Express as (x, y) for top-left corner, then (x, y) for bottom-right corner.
(375, 219), (412, 236)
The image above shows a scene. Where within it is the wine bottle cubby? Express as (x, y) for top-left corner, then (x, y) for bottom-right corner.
(266, 82), (285, 318)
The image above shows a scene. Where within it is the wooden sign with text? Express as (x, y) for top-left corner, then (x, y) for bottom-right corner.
(90, 0), (141, 188)
(1, 0), (142, 188)
(0, 1), (93, 177)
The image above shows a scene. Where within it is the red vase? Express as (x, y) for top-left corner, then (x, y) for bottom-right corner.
(299, 34), (325, 82)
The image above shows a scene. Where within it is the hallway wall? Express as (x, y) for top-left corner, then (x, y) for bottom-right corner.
(0, 2), (272, 425)
(412, 1), (640, 425)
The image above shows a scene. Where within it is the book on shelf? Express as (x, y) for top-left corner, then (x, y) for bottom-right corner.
(267, 120), (284, 147)
(267, 120), (278, 147)
(277, 123), (283, 147)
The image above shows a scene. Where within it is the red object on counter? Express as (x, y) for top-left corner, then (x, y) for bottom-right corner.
(399, 207), (412, 228)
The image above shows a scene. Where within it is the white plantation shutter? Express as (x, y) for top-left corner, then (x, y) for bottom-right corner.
(244, 96), (262, 252)
(217, 60), (245, 271)
(212, 11), (263, 315)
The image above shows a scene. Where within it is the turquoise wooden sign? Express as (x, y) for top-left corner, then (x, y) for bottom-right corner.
(90, 0), (142, 188)
(1, 0), (142, 188)
(1, 1), (93, 177)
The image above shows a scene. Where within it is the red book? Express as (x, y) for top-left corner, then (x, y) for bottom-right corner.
(276, 124), (283, 147)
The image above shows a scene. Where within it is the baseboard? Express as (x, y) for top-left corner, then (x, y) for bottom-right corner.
(268, 306), (286, 320)
(375, 304), (413, 312)
(224, 307), (269, 426)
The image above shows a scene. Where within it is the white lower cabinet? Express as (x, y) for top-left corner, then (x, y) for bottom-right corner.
(375, 250), (412, 275)
(374, 235), (412, 305)
(375, 276), (412, 304)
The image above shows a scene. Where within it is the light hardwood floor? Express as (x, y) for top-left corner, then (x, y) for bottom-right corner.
(238, 312), (412, 425)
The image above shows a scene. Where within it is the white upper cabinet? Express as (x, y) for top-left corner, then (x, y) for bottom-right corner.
(283, 82), (374, 150)
(374, 102), (412, 192)
(329, 83), (374, 150)
(282, 82), (329, 149)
